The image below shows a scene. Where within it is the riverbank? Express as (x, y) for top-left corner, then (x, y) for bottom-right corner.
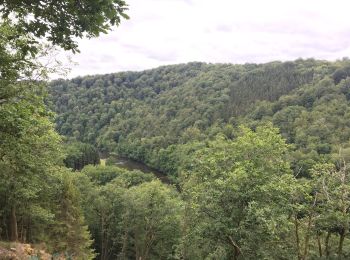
(101, 156), (173, 184)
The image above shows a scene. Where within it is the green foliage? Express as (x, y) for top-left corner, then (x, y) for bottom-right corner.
(0, 21), (37, 83)
(309, 163), (350, 258)
(246, 71), (350, 177)
(0, 75), (64, 242)
(81, 165), (155, 186)
(45, 58), (350, 258)
(64, 141), (100, 170)
(73, 166), (180, 259)
(228, 60), (317, 115)
(180, 125), (296, 259)
(48, 169), (95, 259)
(122, 181), (183, 259)
(5, 5), (350, 257)
(49, 59), (339, 176)
(0, 0), (129, 52)
(0, 0), (127, 254)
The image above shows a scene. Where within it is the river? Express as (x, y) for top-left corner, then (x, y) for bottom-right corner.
(112, 156), (172, 184)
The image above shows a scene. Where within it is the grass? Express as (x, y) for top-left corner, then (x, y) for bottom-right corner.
(100, 159), (106, 166)
(0, 241), (13, 249)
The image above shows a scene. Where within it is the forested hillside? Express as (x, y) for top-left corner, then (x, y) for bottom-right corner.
(49, 59), (350, 176)
(5, 0), (350, 259)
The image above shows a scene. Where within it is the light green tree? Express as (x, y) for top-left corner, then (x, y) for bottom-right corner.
(181, 125), (297, 259)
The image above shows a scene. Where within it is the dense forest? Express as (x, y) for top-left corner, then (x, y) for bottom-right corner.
(3, 0), (350, 259)
(45, 58), (350, 259)
(49, 59), (350, 178)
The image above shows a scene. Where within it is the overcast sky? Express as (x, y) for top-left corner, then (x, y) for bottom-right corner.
(61, 0), (350, 78)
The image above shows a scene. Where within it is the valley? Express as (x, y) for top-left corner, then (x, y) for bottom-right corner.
(3, 1), (350, 259)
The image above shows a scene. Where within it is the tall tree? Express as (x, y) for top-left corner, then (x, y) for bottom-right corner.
(181, 125), (297, 259)
(0, 0), (129, 251)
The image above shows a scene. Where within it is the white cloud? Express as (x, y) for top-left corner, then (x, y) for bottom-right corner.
(61, 0), (350, 78)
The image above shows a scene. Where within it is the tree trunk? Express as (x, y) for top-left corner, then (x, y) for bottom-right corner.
(2, 216), (9, 240)
(143, 231), (155, 260)
(100, 214), (107, 260)
(10, 206), (18, 241)
(302, 194), (317, 260)
(317, 233), (322, 257)
(325, 232), (331, 257)
(233, 246), (240, 260)
(228, 236), (241, 260)
(294, 215), (301, 260)
(338, 230), (345, 258)
(27, 216), (32, 242)
(120, 217), (129, 260)
(301, 215), (312, 260)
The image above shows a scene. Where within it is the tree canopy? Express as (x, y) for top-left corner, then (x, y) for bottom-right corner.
(4, 0), (350, 258)
(49, 59), (350, 177)
(0, 0), (127, 258)
(0, 0), (129, 52)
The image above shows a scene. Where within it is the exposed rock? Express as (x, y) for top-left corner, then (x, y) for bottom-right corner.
(0, 242), (53, 260)
(0, 247), (17, 260)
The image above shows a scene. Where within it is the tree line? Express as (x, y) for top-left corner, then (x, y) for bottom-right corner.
(64, 125), (350, 259)
(49, 58), (350, 178)
(48, 58), (350, 258)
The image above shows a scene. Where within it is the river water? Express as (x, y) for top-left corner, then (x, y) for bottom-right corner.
(112, 156), (171, 184)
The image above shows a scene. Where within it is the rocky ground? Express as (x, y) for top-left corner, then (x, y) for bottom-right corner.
(0, 242), (53, 260)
